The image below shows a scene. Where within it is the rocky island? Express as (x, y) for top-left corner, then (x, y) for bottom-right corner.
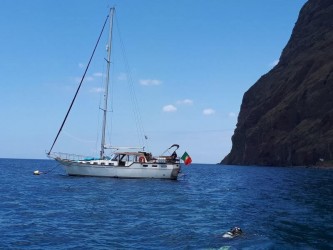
(222, 0), (333, 166)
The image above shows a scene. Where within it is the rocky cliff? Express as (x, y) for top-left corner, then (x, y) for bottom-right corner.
(222, 0), (333, 166)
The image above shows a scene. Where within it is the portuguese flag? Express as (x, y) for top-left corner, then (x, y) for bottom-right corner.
(181, 151), (192, 165)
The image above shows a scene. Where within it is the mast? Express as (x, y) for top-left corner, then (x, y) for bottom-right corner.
(100, 7), (115, 159)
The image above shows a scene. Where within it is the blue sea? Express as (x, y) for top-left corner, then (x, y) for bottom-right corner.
(0, 159), (332, 249)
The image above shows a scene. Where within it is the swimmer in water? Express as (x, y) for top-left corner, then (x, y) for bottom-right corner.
(222, 227), (242, 238)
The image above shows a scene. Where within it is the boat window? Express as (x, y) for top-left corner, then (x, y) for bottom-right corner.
(111, 154), (119, 161)
(112, 154), (137, 162)
(119, 154), (127, 161)
(127, 154), (136, 162)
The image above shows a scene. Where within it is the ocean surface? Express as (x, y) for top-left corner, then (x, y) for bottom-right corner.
(0, 159), (332, 250)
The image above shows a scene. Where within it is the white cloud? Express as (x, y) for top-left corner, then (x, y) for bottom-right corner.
(140, 79), (162, 86)
(269, 59), (279, 67)
(203, 108), (215, 115)
(118, 73), (127, 81)
(85, 76), (94, 82)
(90, 87), (104, 93)
(93, 72), (104, 77)
(228, 112), (236, 118)
(163, 105), (177, 112)
(78, 63), (85, 68)
(77, 72), (103, 84)
(177, 99), (193, 105)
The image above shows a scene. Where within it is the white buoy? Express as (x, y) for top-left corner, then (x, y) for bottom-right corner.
(33, 170), (40, 175)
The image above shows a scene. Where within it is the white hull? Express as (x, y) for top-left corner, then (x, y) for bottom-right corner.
(55, 158), (180, 180)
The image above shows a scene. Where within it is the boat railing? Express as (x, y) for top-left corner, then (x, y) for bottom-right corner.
(156, 156), (180, 164)
(105, 145), (145, 151)
(51, 152), (95, 161)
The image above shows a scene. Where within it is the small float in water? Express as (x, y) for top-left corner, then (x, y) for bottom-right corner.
(33, 170), (41, 175)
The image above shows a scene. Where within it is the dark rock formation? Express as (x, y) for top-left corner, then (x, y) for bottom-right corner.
(222, 0), (333, 166)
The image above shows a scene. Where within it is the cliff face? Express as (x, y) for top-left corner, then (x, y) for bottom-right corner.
(222, 0), (333, 166)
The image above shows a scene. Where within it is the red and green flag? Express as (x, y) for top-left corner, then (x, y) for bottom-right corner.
(181, 151), (192, 165)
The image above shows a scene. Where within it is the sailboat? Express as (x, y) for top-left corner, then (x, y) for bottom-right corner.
(47, 8), (181, 180)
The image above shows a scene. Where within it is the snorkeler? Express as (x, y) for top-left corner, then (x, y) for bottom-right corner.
(222, 227), (242, 238)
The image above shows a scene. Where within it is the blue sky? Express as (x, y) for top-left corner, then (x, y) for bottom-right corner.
(0, 0), (306, 163)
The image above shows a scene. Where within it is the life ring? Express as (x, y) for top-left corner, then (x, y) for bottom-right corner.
(139, 156), (145, 163)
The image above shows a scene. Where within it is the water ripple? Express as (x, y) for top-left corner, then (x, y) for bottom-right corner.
(0, 159), (332, 249)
